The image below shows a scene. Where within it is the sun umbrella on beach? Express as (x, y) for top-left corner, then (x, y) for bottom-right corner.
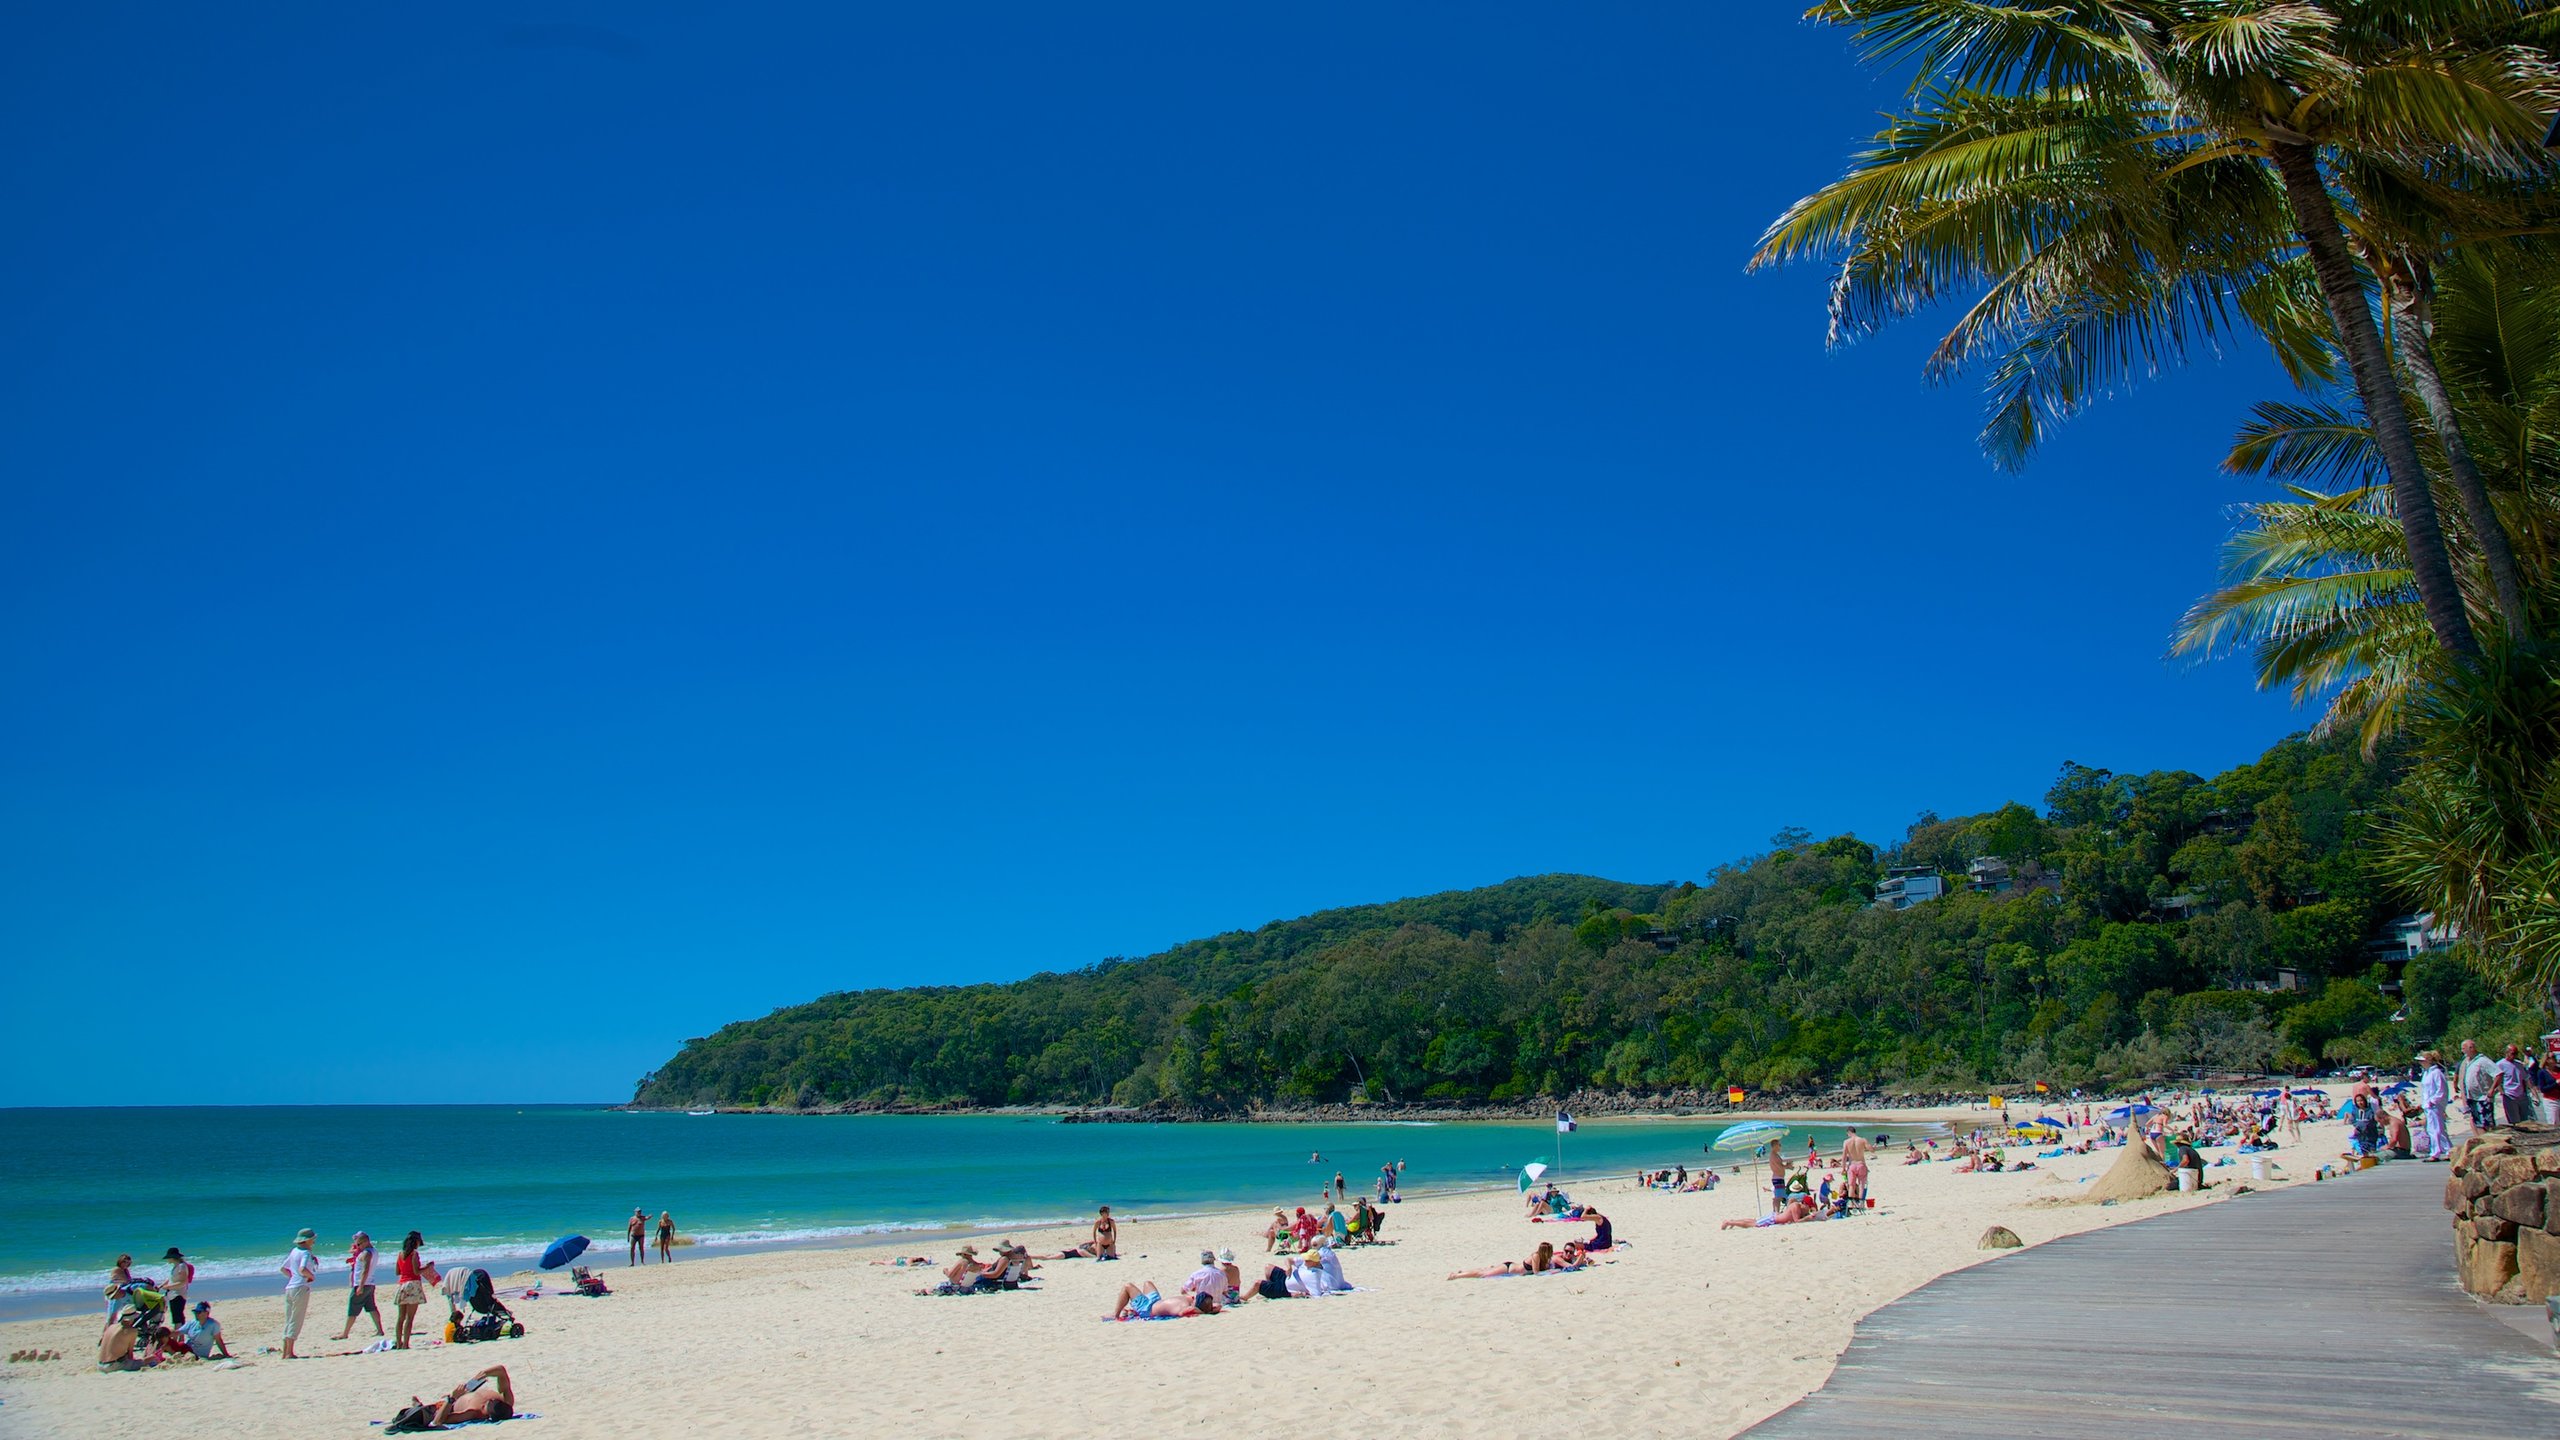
(1709, 1122), (1789, 1216)
(2104, 1104), (2160, 1123)
(539, 1235), (590, 1271)
(1519, 1162), (1548, 1193)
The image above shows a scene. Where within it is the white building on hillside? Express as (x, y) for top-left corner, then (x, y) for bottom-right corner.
(1873, 865), (1944, 911)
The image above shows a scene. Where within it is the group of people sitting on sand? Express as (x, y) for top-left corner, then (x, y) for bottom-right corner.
(1637, 1164), (1719, 1192)
(1108, 1241), (1356, 1317)
(1263, 1197), (1386, 1252)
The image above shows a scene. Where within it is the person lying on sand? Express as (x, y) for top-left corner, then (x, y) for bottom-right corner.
(1448, 1241), (1557, 1280)
(388, 1364), (515, 1430)
(1723, 1197), (1818, 1230)
(1108, 1281), (1215, 1319)
(867, 1256), (935, 1267)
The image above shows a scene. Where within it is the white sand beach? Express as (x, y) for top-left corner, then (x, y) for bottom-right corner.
(0, 1108), (2357, 1440)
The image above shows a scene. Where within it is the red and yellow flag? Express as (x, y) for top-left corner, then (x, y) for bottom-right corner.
(1727, 1086), (1746, 1105)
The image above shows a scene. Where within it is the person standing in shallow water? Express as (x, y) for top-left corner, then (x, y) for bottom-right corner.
(627, 1208), (648, 1265)
(656, 1211), (675, 1262)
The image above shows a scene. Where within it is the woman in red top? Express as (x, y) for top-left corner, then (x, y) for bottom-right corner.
(393, 1232), (430, 1350)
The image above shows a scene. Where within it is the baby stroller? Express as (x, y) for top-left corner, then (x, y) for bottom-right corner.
(568, 1265), (611, 1297)
(444, 1267), (524, 1343)
(111, 1282), (171, 1353)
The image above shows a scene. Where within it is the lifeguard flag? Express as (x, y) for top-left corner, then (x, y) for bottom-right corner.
(2034, 1081), (2049, 1094)
(1727, 1086), (1745, 1105)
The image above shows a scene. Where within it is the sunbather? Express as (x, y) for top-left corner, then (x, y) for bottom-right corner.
(394, 1364), (515, 1428)
(1447, 1241), (1556, 1280)
(1107, 1281), (1215, 1319)
(1723, 1197), (1818, 1229)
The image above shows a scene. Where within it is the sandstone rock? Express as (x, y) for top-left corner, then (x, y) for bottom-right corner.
(2445, 1175), (2466, 1212)
(2463, 1237), (2521, 1296)
(2486, 1154), (2541, 1189)
(2460, 1170), (2495, 1201)
(2456, 1218), (2477, 1271)
(1978, 1226), (2023, 1250)
(2491, 1182), (2549, 1230)
(2455, 1136), (2513, 1173)
(2535, 1150), (2560, 1177)
(2519, 1226), (2560, 1303)
(2475, 1213), (2518, 1242)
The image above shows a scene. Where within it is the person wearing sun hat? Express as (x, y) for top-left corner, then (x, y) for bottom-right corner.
(160, 1247), (193, 1324)
(278, 1228), (320, 1358)
(1182, 1250), (1226, 1304)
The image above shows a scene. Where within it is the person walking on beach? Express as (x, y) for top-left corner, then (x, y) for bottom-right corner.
(278, 1228), (320, 1359)
(1090, 1205), (1119, 1260)
(2416, 1052), (2453, 1161)
(392, 1232), (429, 1350)
(1332, 1170), (1346, 1200)
(2462, 1040), (2500, 1131)
(656, 1211), (675, 1263)
(627, 1208), (648, 1266)
(160, 1247), (193, 1327)
(334, 1230), (383, 1340)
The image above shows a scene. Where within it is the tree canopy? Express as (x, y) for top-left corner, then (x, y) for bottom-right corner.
(634, 730), (2543, 1110)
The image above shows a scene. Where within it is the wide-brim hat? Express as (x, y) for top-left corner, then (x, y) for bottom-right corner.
(294, 1229), (316, 1245)
(163, 1247), (185, 1261)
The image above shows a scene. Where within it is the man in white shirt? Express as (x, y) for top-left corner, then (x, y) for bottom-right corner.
(279, 1227), (320, 1358)
(2416, 1051), (2452, 1161)
(1181, 1251), (1228, 1303)
(2460, 1040), (2500, 1132)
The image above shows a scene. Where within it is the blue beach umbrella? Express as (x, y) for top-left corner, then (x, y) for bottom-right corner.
(2104, 1104), (2160, 1123)
(1709, 1122), (1790, 1217)
(539, 1235), (590, 1271)
(1708, 1121), (1789, 1153)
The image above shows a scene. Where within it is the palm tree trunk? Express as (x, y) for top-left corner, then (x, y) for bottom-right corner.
(2393, 265), (2531, 639)
(2267, 140), (2479, 659)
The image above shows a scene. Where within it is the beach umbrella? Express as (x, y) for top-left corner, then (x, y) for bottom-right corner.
(2380, 1080), (2414, 1096)
(1518, 1162), (1548, 1193)
(2104, 1104), (2160, 1123)
(1708, 1122), (1789, 1216)
(538, 1235), (590, 1271)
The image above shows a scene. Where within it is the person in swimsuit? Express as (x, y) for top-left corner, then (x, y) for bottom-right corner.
(1090, 1205), (1118, 1260)
(403, 1364), (515, 1426)
(1447, 1241), (1555, 1279)
(656, 1211), (675, 1263)
(1107, 1281), (1213, 1319)
(1725, 1197), (1818, 1229)
(627, 1209), (648, 1266)
(1841, 1127), (1871, 1207)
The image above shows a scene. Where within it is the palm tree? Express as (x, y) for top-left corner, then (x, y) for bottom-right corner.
(1761, 0), (2560, 659)
(2172, 475), (2432, 752)
(2175, 244), (2560, 750)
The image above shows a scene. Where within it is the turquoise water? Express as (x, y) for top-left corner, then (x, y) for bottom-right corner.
(0, 1107), (1890, 1316)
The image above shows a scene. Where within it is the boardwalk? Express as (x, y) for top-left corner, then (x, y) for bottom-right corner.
(1746, 1159), (2560, 1438)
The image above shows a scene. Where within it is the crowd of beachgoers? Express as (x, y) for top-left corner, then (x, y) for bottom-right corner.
(32, 1057), (2560, 1435)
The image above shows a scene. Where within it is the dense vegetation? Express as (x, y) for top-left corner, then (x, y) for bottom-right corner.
(635, 732), (2545, 1110)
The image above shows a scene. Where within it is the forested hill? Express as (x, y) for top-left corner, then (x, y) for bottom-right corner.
(633, 733), (2543, 1111)
(633, 874), (1666, 1109)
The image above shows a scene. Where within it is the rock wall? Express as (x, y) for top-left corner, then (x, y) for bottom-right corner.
(2445, 1125), (2560, 1304)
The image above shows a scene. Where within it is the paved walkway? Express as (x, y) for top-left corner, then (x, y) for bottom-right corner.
(1746, 1159), (2560, 1438)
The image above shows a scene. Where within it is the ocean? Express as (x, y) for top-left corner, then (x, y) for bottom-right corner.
(0, 1106), (1894, 1318)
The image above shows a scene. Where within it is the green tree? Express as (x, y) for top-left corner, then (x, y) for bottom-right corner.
(1760, 0), (2560, 659)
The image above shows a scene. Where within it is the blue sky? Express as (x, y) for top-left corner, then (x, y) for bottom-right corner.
(2, 3), (2311, 1105)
